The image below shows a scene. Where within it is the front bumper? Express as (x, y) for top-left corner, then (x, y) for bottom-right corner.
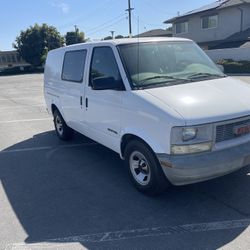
(157, 141), (250, 186)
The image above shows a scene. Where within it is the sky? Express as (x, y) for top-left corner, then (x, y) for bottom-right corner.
(0, 0), (215, 50)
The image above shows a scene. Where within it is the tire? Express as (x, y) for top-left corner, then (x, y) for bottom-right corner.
(124, 140), (170, 196)
(53, 109), (74, 140)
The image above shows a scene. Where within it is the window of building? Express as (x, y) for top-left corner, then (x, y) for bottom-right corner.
(7, 55), (11, 63)
(89, 47), (122, 88)
(12, 55), (16, 63)
(17, 55), (21, 62)
(201, 15), (218, 29)
(175, 22), (188, 34)
(61, 50), (87, 83)
(2, 56), (6, 63)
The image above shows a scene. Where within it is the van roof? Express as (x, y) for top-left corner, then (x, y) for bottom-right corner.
(67, 37), (192, 48)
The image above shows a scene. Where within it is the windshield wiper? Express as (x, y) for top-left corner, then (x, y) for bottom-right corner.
(135, 78), (191, 90)
(139, 75), (187, 84)
(187, 73), (226, 80)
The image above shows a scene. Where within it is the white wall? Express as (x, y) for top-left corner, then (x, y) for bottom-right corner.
(205, 47), (250, 62)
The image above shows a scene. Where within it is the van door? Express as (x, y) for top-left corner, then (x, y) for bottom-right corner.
(84, 46), (125, 153)
(60, 49), (87, 132)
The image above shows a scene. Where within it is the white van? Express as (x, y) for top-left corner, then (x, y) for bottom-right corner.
(44, 37), (250, 195)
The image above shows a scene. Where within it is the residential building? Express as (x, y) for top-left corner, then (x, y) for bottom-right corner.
(135, 29), (172, 38)
(164, 0), (250, 49)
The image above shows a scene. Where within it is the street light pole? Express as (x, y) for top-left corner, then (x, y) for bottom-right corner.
(74, 25), (78, 43)
(110, 31), (115, 39)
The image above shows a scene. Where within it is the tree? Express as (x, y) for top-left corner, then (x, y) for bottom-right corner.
(14, 23), (64, 67)
(103, 36), (113, 40)
(115, 35), (124, 39)
(65, 28), (85, 45)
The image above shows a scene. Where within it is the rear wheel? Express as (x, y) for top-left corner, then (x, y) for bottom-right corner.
(124, 140), (170, 195)
(53, 109), (74, 140)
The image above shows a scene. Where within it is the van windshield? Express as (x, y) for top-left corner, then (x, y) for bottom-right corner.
(118, 41), (226, 89)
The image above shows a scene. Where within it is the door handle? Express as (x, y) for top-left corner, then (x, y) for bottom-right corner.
(80, 96), (83, 106)
(85, 97), (88, 108)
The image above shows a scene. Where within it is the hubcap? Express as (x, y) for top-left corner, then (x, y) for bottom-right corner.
(129, 151), (151, 186)
(55, 115), (63, 136)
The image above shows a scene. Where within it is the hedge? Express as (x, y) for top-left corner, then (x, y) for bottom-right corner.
(0, 66), (44, 76)
(217, 59), (250, 74)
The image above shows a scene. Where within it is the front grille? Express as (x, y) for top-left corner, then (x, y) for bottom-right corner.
(216, 117), (250, 143)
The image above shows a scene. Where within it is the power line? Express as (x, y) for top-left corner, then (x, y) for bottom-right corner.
(85, 13), (126, 34)
(56, 0), (117, 30)
(87, 16), (126, 36)
(131, 13), (165, 29)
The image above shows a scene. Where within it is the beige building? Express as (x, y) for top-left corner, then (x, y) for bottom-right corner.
(0, 50), (30, 71)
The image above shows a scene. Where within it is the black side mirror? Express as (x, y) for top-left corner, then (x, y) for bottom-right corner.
(92, 76), (125, 91)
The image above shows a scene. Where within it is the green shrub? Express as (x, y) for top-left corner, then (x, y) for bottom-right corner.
(0, 66), (43, 76)
(217, 59), (250, 74)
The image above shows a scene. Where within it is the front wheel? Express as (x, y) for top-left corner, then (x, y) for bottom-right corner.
(124, 140), (170, 195)
(53, 109), (74, 140)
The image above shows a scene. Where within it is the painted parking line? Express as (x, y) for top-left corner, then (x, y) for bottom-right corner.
(7, 219), (250, 248)
(4, 242), (87, 250)
(0, 118), (51, 124)
(0, 143), (98, 154)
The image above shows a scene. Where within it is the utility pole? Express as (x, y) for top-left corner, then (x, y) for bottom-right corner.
(126, 0), (134, 38)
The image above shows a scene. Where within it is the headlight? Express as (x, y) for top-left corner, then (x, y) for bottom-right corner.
(182, 127), (197, 141)
(171, 124), (213, 155)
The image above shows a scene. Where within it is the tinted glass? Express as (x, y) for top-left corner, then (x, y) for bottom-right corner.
(89, 47), (122, 86)
(62, 50), (87, 82)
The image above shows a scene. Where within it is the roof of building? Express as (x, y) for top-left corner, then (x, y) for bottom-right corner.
(208, 28), (250, 49)
(164, 0), (250, 23)
(134, 29), (172, 38)
(225, 27), (250, 42)
(0, 50), (19, 55)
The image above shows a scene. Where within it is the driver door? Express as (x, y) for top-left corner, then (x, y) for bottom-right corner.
(84, 46), (125, 153)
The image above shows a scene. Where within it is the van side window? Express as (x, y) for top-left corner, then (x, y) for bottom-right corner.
(89, 47), (122, 87)
(62, 50), (87, 83)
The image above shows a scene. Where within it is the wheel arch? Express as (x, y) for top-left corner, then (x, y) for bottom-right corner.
(50, 103), (65, 121)
(51, 103), (58, 114)
(120, 131), (165, 159)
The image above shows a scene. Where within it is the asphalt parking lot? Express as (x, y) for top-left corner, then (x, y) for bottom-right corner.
(0, 74), (250, 250)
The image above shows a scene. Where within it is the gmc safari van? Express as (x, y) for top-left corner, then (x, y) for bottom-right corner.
(44, 37), (250, 195)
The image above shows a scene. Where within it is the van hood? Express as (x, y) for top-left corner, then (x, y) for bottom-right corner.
(144, 77), (250, 125)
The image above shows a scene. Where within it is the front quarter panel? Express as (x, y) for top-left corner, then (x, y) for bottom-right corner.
(121, 90), (185, 155)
